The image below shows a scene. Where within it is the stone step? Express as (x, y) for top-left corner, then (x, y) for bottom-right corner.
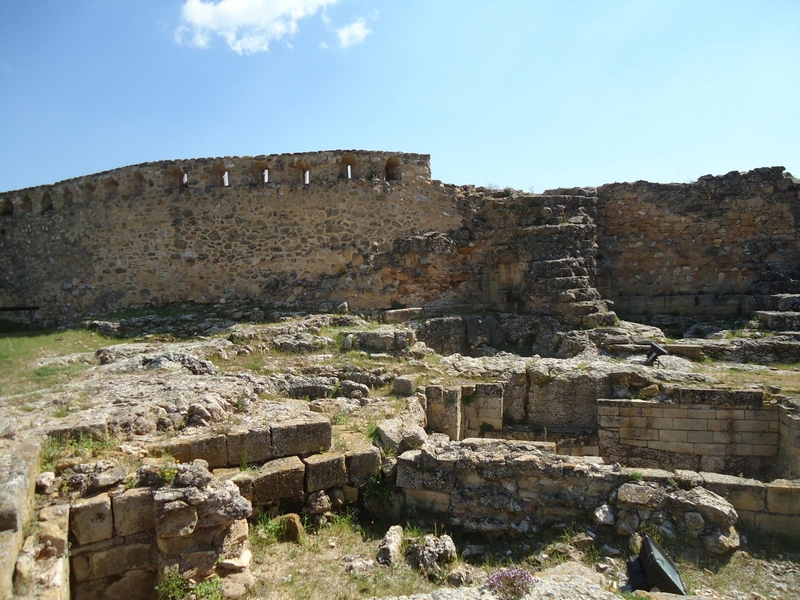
(529, 258), (589, 278)
(536, 276), (592, 291)
(746, 294), (800, 312)
(752, 311), (800, 331)
(748, 280), (800, 295)
(556, 288), (601, 303)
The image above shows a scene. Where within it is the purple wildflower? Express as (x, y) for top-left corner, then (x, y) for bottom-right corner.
(486, 567), (539, 600)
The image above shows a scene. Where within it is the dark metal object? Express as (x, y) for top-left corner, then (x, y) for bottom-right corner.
(626, 534), (687, 595)
(645, 342), (669, 366)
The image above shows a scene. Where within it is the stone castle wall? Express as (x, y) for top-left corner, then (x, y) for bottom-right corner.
(3, 152), (800, 326)
(0, 150), (610, 326)
(596, 167), (800, 320)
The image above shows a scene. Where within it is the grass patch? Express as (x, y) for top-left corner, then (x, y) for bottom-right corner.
(0, 327), (119, 397)
(40, 432), (119, 471)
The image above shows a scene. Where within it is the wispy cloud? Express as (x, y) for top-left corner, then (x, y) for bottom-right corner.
(175, 0), (338, 55)
(336, 18), (371, 49)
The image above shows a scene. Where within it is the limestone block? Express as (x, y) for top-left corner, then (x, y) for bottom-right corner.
(503, 368), (528, 424)
(71, 493), (114, 546)
(463, 383), (504, 437)
(252, 456), (305, 504)
(156, 500), (198, 538)
(616, 483), (666, 510)
(222, 519), (249, 555)
(0, 530), (23, 600)
(767, 479), (800, 515)
(303, 452), (347, 492)
(0, 439), (39, 533)
(74, 568), (156, 600)
(160, 432), (228, 468)
(91, 543), (154, 578)
(216, 469), (255, 503)
(393, 374), (419, 397)
(155, 524), (226, 556)
(270, 412), (331, 458)
(419, 317), (467, 356)
(404, 489), (451, 514)
(113, 488), (156, 537)
(755, 513), (800, 541)
(668, 487), (738, 528)
(181, 550), (218, 580)
(227, 426), (272, 467)
(426, 386), (462, 441)
(698, 472), (766, 512)
(345, 445), (382, 486)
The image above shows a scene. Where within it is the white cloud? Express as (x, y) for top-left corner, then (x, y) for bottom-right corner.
(176, 0), (338, 55)
(336, 18), (371, 49)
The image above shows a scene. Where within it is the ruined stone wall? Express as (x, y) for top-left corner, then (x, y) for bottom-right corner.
(596, 167), (800, 320)
(597, 390), (783, 479)
(0, 151), (610, 326)
(777, 404), (800, 479)
(397, 438), (800, 541)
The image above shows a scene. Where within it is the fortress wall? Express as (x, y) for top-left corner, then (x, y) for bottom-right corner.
(0, 152), (455, 322)
(0, 151), (611, 325)
(596, 167), (800, 320)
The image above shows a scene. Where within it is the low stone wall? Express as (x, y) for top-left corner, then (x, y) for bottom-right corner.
(396, 438), (800, 541)
(778, 404), (800, 479)
(69, 461), (251, 600)
(597, 390), (782, 478)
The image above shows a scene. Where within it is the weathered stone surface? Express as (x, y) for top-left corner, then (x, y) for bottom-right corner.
(227, 426), (272, 466)
(272, 513), (304, 542)
(304, 490), (332, 514)
(74, 568), (155, 600)
(376, 525), (403, 566)
(419, 317), (467, 356)
(252, 456), (305, 503)
(345, 445), (382, 486)
(426, 385), (462, 441)
(669, 487), (738, 528)
(616, 483), (666, 511)
(303, 452), (347, 492)
(91, 543), (154, 578)
(393, 374), (419, 397)
(113, 488), (156, 537)
(269, 411), (331, 458)
(593, 503), (615, 526)
(160, 432), (229, 469)
(71, 493), (114, 546)
(766, 479), (800, 515)
(157, 500), (198, 538)
(406, 534), (457, 578)
(702, 525), (740, 554)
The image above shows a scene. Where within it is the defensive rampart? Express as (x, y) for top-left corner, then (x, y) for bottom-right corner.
(2, 153), (799, 327)
(0, 150), (610, 327)
(596, 167), (800, 321)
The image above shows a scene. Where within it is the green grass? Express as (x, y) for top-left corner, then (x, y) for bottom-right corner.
(0, 326), (118, 397)
(40, 432), (119, 471)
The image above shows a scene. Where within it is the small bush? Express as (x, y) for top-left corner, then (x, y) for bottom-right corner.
(486, 567), (538, 600)
(157, 463), (179, 486)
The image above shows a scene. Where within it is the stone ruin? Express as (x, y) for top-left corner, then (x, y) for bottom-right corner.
(1, 152), (800, 598)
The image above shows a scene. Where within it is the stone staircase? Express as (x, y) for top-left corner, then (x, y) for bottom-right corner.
(483, 193), (617, 328)
(746, 288), (800, 332)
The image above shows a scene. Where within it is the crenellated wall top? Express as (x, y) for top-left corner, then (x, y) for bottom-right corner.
(0, 150), (431, 216)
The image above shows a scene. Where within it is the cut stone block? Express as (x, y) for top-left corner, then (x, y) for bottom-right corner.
(345, 445), (382, 486)
(269, 412), (332, 458)
(699, 472), (766, 513)
(303, 452), (347, 492)
(160, 432), (228, 468)
(91, 543), (154, 578)
(227, 426), (272, 467)
(113, 488), (156, 537)
(252, 456), (305, 504)
(462, 383), (504, 438)
(0, 438), (39, 533)
(393, 374), (419, 397)
(426, 385), (462, 441)
(74, 568), (155, 600)
(71, 493), (114, 546)
(156, 500), (198, 538)
(767, 479), (800, 515)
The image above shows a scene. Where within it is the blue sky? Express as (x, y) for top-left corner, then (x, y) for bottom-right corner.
(0, 0), (798, 193)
